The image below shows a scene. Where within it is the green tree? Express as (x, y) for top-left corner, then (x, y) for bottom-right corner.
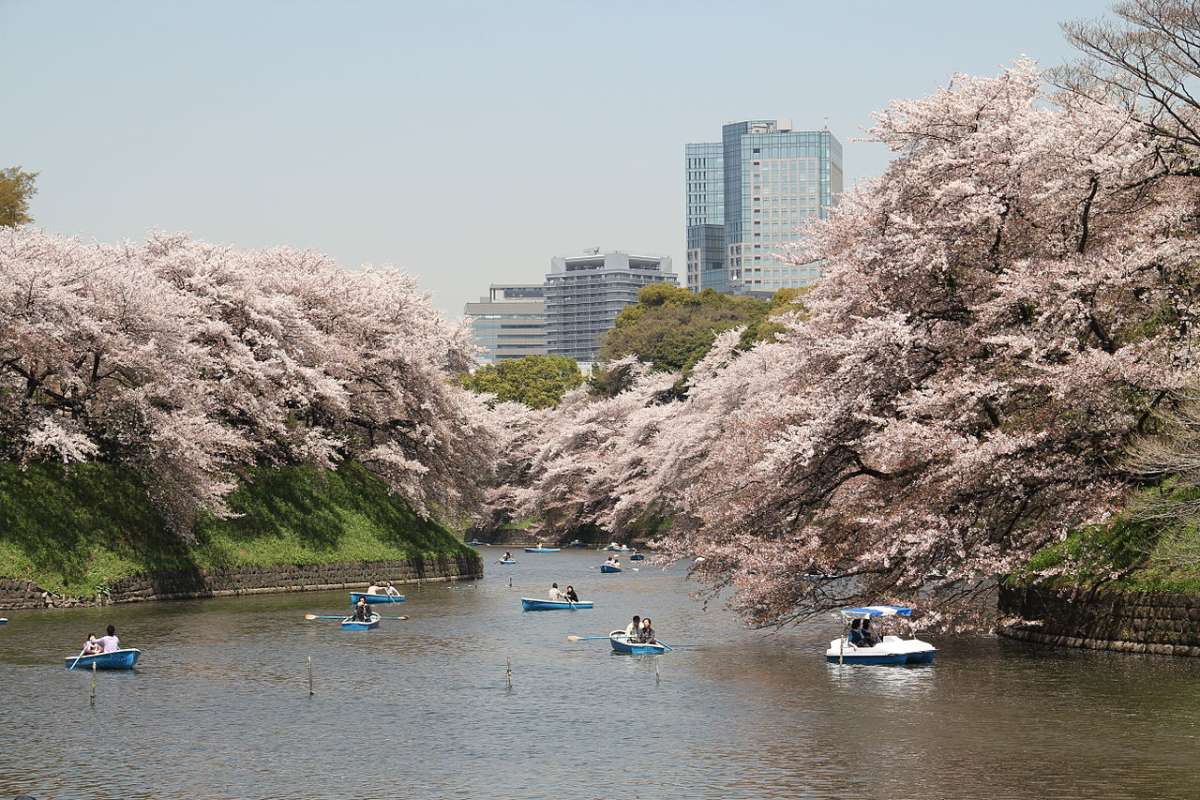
(0, 167), (38, 227)
(599, 283), (808, 374)
(459, 355), (583, 409)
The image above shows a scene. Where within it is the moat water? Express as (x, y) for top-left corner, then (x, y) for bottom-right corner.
(1, 547), (1197, 799)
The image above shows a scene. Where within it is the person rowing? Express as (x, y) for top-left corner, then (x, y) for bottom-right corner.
(624, 615), (641, 638)
(384, 581), (401, 597)
(81, 633), (102, 655)
(564, 585), (579, 603)
(503, 551), (513, 561)
(638, 617), (657, 644)
(353, 596), (371, 622)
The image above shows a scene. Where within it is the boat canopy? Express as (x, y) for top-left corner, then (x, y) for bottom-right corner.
(840, 605), (913, 619)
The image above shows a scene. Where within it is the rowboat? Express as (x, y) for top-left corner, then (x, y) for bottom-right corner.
(609, 631), (666, 655)
(599, 564), (622, 573)
(341, 613), (381, 631)
(349, 592), (406, 604)
(497, 559), (517, 565)
(629, 553), (645, 561)
(604, 544), (630, 552)
(63, 648), (141, 670)
(521, 597), (593, 611)
(467, 539), (484, 546)
(524, 547), (560, 553)
(825, 605), (936, 665)
(0, 617), (7, 625)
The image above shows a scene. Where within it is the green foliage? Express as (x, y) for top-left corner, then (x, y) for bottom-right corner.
(599, 284), (809, 374)
(460, 355), (583, 409)
(1011, 483), (1200, 592)
(0, 460), (475, 597)
(0, 167), (38, 227)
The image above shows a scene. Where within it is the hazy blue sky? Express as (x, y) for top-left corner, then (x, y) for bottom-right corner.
(2, 0), (1108, 316)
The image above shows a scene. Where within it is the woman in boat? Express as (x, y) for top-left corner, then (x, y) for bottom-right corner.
(624, 615), (641, 638)
(564, 585), (579, 603)
(847, 619), (864, 646)
(503, 551), (513, 562)
(860, 618), (877, 647)
(638, 617), (656, 644)
(384, 581), (401, 597)
(354, 596), (371, 621)
(94, 624), (120, 654)
(548, 583), (564, 601)
(82, 633), (101, 655)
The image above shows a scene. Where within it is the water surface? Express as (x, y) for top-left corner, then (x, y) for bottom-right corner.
(1, 547), (1197, 799)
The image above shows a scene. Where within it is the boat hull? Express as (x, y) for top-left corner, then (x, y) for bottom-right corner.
(600, 564), (622, 573)
(520, 598), (593, 611)
(497, 559), (517, 565)
(609, 632), (666, 655)
(825, 636), (936, 666)
(604, 545), (630, 552)
(64, 648), (141, 670)
(341, 614), (381, 631)
(524, 547), (560, 553)
(349, 592), (406, 604)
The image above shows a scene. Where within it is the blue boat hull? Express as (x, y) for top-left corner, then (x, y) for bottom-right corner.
(524, 547), (560, 553)
(64, 648), (141, 670)
(521, 598), (593, 611)
(349, 592), (406, 604)
(825, 653), (909, 665)
(600, 564), (622, 573)
(341, 614), (381, 631)
(609, 633), (666, 655)
(629, 554), (645, 561)
(497, 559), (517, 565)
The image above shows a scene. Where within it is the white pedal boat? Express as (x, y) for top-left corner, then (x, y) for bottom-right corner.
(825, 605), (936, 665)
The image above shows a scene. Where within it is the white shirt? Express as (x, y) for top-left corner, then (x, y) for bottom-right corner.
(548, 587), (563, 600)
(625, 622), (638, 637)
(366, 584), (381, 595)
(94, 634), (119, 654)
(385, 585), (400, 596)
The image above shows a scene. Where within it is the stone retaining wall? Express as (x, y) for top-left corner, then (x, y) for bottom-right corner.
(0, 553), (482, 610)
(998, 584), (1200, 657)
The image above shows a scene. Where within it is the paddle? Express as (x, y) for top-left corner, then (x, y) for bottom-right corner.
(566, 635), (611, 642)
(68, 644), (90, 671)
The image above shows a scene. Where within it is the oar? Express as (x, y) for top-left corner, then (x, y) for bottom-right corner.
(68, 645), (89, 671)
(305, 614), (408, 621)
(566, 635), (611, 642)
(657, 641), (674, 651)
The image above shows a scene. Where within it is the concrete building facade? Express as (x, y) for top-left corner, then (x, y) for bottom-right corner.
(464, 284), (546, 364)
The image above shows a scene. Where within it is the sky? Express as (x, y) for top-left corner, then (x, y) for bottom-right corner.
(1, 0), (1111, 317)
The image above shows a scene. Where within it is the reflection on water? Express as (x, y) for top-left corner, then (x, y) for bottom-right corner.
(1, 547), (1198, 799)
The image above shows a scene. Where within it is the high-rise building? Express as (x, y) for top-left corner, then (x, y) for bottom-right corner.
(685, 120), (842, 295)
(544, 251), (676, 363)
(464, 284), (546, 364)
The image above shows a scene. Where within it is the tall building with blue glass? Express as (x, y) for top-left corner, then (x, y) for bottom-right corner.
(686, 120), (842, 295)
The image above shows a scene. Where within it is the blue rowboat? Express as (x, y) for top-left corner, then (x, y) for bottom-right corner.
(600, 564), (622, 573)
(604, 544), (630, 552)
(521, 597), (593, 611)
(0, 617), (7, 624)
(341, 613), (380, 631)
(349, 592), (406, 605)
(629, 553), (645, 561)
(524, 547), (560, 553)
(64, 648), (141, 670)
(497, 559), (517, 565)
(609, 631), (666, 655)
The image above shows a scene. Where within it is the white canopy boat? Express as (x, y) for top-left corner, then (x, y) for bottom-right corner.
(825, 605), (936, 665)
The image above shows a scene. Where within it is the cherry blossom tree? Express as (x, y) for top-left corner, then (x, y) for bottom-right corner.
(0, 229), (497, 536)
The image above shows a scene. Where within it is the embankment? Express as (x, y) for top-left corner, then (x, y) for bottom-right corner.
(0, 460), (481, 610)
(998, 584), (1200, 657)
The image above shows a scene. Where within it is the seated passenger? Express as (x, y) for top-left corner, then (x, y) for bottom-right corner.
(548, 583), (564, 601)
(861, 619), (878, 647)
(639, 617), (656, 644)
(366, 582), (382, 595)
(847, 619), (864, 646)
(625, 615), (641, 638)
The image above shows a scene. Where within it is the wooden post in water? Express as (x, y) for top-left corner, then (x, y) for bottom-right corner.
(307, 655), (314, 696)
(655, 658), (661, 685)
(508, 576), (512, 589)
(505, 656), (512, 690)
(90, 662), (97, 708)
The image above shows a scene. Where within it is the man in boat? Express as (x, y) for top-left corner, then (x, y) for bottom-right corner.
(353, 596), (371, 622)
(503, 551), (513, 561)
(366, 581), (382, 595)
(384, 581), (401, 597)
(94, 624), (120, 654)
(860, 618), (878, 647)
(847, 619), (864, 646)
(624, 615), (641, 638)
(548, 583), (564, 601)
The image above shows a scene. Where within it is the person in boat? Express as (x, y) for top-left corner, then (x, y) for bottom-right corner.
(354, 596), (371, 621)
(860, 618), (878, 647)
(624, 615), (641, 638)
(82, 633), (102, 655)
(384, 581), (401, 597)
(638, 617), (657, 644)
(503, 551), (513, 562)
(94, 624), (120, 654)
(847, 619), (864, 646)
(366, 582), (382, 595)
(564, 585), (579, 603)
(548, 583), (564, 601)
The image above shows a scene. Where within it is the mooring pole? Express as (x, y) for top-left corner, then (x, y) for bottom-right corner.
(90, 662), (97, 708)
(307, 655), (314, 696)
(506, 656), (512, 690)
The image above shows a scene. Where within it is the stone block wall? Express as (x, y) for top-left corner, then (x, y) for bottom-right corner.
(998, 584), (1200, 657)
(0, 552), (482, 609)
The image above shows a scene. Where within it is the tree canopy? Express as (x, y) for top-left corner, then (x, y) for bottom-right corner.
(0, 167), (37, 227)
(459, 355), (583, 409)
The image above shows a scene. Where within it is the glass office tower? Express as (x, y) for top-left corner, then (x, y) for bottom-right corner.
(544, 251), (675, 363)
(685, 142), (726, 292)
(464, 284), (546, 364)
(686, 120), (842, 295)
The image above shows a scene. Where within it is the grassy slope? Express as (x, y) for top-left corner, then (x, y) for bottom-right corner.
(0, 460), (477, 597)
